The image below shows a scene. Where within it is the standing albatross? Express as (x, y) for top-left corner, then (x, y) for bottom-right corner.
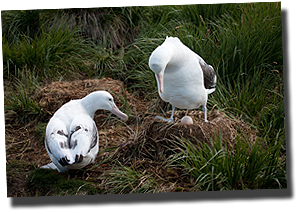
(41, 91), (128, 172)
(149, 36), (216, 122)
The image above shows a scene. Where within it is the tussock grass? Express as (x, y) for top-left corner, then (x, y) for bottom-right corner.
(3, 16), (95, 80)
(170, 136), (286, 190)
(4, 2), (286, 196)
(58, 7), (142, 49)
(104, 162), (159, 194)
(1, 10), (40, 44)
(4, 69), (43, 124)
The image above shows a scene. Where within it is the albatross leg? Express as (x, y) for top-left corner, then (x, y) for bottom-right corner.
(156, 106), (175, 123)
(202, 106), (208, 122)
(185, 109), (189, 116)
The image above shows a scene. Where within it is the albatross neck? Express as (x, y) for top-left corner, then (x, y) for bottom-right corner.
(80, 92), (104, 118)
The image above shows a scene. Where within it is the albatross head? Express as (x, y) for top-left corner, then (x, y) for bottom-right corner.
(102, 92), (128, 122)
(84, 91), (128, 121)
(149, 36), (182, 94)
(148, 56), (165, 93)
(149, 45), (172, 94)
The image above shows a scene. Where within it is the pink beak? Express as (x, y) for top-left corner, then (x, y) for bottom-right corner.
(156, 73), (164, 93)
(111, 103), (128, 121)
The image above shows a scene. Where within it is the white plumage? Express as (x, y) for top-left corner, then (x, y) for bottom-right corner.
(149, 36), (216, 122)
(41, 91), (128, 172)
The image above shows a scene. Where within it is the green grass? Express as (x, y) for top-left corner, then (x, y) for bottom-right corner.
(2, 15), (96, 80)
(104, 162), (159, 194)
(169, 136), (286, 191)
(3, 2), (286, 194)
(1, 10), (40, 44)
(28, 169), (102, 196)
(4, 69), (43, 124)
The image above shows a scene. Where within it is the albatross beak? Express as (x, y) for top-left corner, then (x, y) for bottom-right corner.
(111, 103), (128, 122)
(156, 74), (164, 93)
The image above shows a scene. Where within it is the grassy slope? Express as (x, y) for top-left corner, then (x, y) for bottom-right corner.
(3, 2), (286, 195)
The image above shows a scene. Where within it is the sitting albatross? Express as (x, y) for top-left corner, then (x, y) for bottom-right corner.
(149, 36), (216, 122)
(41, 91), (128, 172)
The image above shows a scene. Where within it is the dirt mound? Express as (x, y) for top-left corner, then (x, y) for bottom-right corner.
(114, 110), (256, 163)
(37, 77), (148, 116)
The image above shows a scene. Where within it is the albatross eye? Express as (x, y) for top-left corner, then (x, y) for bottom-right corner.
(108, 98), (113, 102)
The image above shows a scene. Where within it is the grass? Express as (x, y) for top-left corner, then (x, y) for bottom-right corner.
(2, 15), (96, 80)
(104, 162), (159, 194)
(28, 169), (102, 196)
(58, 7), (142, 49)
(1, 10), (40, 44)
(3, 2), (286, 196)
(4, 69), (43, 124)
(170, 136), (286, 191)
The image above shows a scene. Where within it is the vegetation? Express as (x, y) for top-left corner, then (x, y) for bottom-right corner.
(3, 2), (285, 196)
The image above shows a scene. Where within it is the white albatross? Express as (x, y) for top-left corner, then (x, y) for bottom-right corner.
(149, 36), (216, 122)
(41, 91), (128, 172)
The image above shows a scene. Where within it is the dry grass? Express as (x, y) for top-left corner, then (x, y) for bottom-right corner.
(113, 109), (256, 165)
(37, 77), (148, 115)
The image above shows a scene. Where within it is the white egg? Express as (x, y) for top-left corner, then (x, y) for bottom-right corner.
(181, 116), (193, 125)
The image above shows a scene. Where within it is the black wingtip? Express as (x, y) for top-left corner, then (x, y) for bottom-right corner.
(75, 154), (84, 163)
(58, 156), (70, 166)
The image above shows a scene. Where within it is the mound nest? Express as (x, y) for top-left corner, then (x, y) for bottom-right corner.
(37, 77), (148, 116)
(114, 110), (257, 163)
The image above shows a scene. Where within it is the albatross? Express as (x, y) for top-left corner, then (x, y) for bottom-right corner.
(41, 91), (128, 172)
(149, 36), (216, 122)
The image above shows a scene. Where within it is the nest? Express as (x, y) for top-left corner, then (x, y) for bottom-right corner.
(114, 110), (257, 163)
(37, 77), (148, 116)
(36, 77), (151, 132)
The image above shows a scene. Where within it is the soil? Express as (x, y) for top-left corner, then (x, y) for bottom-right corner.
(5, 78), (256, 197)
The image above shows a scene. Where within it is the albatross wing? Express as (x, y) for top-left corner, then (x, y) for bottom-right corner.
(199, 63), (217, 94)
(65, 115), (99, 170)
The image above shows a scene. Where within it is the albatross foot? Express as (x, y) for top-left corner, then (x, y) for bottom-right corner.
(156, 116), (174, 123)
